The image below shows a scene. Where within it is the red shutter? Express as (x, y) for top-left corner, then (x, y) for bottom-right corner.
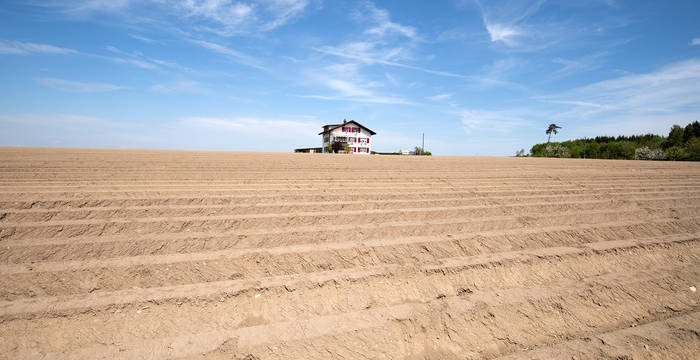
(367, 138), (370, 144)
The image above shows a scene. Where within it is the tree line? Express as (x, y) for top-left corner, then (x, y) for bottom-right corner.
(524, 121), (700, 161)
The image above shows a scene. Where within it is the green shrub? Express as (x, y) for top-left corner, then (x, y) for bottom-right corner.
(665, 146), (688, 161)
(686, 137), (700, 161)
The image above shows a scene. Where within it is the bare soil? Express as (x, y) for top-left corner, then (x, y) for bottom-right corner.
(0, 147), (698, 359)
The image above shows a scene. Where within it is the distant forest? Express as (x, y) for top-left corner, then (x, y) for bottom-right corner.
(526, 121), (700, 161)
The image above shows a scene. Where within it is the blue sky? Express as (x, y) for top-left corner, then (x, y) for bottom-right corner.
(1, 0), (699, 155)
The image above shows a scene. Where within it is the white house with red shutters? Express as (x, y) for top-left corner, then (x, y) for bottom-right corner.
(319, 120), (376, 154)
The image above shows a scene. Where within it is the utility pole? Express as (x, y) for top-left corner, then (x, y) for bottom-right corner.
(583, 137), (586, 159)
(421, 133), (425, 155)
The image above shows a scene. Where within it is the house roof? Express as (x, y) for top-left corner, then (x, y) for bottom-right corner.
(318, 120), (376, 135)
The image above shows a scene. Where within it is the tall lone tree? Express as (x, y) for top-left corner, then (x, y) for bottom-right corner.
(546, 123), (562, 144)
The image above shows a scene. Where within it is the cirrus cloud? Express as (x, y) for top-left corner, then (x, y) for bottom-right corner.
(36, 77), (126, 92)
(0, 39), (76, 55)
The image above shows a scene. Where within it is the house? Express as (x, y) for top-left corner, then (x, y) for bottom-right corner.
(319, 120), (376, 154)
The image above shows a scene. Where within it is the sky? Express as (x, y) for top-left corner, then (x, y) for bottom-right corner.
(1, 0), (699, 155)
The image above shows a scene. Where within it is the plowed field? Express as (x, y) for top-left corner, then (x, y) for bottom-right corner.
(1, 147), (699, 359)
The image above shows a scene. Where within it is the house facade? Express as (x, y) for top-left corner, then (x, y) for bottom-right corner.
(319, 120), (376, 154)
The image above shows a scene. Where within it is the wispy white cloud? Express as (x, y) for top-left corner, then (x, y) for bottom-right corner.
(105, 45), (122, 54)
(168, 0), (311, 34)
(151, 80), (208, 94)
(312, 1), (475, 83)
(36, 77), (126, 92)
(299, 62), (410, 104)
(0, 39), (76, 55)
(457, 107), (533, 132)
(104, 45), (146, 58)
(468, 58), (528, 90)
(174, 0), (253, 32)
(129, 33), (157, 43)
(314, 44), (470, 80)
(190, 39), (267, 70)
(384, 73), (399, 86)
(551, 52), (608, 78)
(473, 0), (630, 53)
(484, 23), (522, 46)
(545, 58), (700, 114)
(259, 0), (311, 31)
(318, 2), (419, 65)
(427, 93), (452, 101)
(692, 38), (700, 46)
(535, 58), (700, 136)
(315, 41), (411, 65)
(323, 78), (372, 97)
(110, 56), (159, 69)
(311, 1), (531, 98)
(148, 58), (196, 73)
(297, 94), (409, 105)
(361, 1), (417, 39)
(100, 45), (196, 72)
(474, 0), (546, 47)
(77, 0), (131, 12)
(42, 0), (311, 36)
(42, 0), (133, 14)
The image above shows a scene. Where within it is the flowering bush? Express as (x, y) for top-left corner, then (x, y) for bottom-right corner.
(634, 147), (665, 160)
